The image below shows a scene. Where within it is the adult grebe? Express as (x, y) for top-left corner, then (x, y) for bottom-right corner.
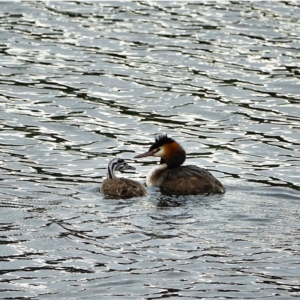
(100, 158), (146, 199)
(134, 134), (225, 195)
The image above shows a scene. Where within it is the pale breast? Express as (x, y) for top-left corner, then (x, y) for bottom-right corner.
(146, 163), (168, 187)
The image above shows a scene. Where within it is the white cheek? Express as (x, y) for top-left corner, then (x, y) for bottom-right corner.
(153, 148), (164, 157)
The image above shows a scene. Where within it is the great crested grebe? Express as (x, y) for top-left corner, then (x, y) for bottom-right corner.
(100, 158), (146, 199)
(134, 134), (225, 195)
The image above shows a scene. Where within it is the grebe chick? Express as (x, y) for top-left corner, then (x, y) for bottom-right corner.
(100, 158), (146, 199)
(134, 134), (225, 195)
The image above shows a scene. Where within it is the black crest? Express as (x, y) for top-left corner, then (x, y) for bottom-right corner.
(150, 134), (175, 150)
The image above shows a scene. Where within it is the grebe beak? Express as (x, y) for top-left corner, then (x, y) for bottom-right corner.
(134, 150), (155, 158)
(126, 165), (136, 170)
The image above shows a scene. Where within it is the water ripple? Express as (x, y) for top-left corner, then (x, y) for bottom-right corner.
(0, 1), (300, 299)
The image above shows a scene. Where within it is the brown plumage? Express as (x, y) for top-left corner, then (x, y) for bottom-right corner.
(100, 158), (146, 199)
(134, 134), (225, 196)
(101, 178), (147, 199)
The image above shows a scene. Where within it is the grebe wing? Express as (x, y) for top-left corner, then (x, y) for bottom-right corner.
(101, 178), (146, 198)
(161, 165), (225, 195)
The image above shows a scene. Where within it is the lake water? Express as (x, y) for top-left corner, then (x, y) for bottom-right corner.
(0, 1), (300, 299)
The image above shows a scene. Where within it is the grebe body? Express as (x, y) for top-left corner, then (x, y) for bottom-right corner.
(134, 134), (225, 195)
(100, 158), (146, 199)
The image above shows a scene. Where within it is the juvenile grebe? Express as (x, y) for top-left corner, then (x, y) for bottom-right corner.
(100, 158), (146, 199)
(134, 134), (225, 195)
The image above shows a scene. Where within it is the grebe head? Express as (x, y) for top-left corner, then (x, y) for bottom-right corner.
(107, 158), (135, 179)
(134, 134), (186, 168)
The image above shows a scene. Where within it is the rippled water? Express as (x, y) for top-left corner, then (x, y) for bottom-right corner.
(1, 1), (300, 299)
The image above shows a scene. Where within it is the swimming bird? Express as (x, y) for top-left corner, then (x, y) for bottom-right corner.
(100, 158), (146, 199)
(134, 134), (225, 195)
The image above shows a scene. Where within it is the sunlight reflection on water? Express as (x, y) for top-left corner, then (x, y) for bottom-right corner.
(0, 1), (300, 299)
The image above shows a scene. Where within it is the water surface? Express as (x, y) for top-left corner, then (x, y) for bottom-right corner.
(0, 1), (300, 299)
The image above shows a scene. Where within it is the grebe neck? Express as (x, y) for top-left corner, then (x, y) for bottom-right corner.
(163, 151), (186, 168)
(107, 161), (118, 179)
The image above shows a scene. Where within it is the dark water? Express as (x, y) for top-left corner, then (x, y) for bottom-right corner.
(1, 1), (300, 299)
